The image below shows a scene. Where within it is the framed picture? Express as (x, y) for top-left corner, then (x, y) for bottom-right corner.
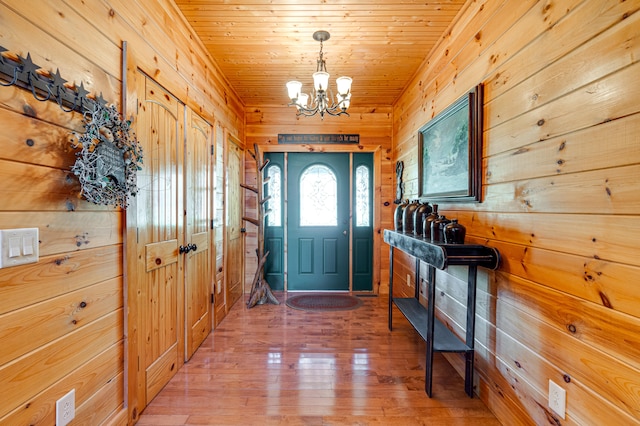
(418, 84), (483, 202)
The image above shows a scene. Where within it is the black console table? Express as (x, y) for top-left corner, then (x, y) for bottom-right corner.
(384, 229), (500, 397)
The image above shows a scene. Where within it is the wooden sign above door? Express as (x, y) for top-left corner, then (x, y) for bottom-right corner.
(278, 134), (359, 144)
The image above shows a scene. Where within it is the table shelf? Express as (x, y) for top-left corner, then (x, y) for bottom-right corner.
(393, 298), (470, 352)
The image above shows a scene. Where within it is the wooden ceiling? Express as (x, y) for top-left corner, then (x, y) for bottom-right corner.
(174, 1), (467, 108)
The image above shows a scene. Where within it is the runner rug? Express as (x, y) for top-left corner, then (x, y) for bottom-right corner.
(285, 293), (363, 312)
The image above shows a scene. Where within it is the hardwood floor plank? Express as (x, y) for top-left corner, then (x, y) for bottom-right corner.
(137, 294), (501, 425)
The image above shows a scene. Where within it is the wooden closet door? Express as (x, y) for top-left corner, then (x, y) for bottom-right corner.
(135, 74), (184, 405)
(184, 109), (212, 360)
(226, 137), (244, 307)
(212, 123), (226, 326)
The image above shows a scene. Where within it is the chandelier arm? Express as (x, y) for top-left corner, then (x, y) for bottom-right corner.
(322, 107), (350, 117)
(289, 87), (348, 117)
(292, 105), (349, 118)
(296, 109), (320, 117)
(288, 102), (320, 117)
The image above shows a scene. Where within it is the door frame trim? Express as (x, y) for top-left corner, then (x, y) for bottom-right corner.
(259, 144), (381, 295)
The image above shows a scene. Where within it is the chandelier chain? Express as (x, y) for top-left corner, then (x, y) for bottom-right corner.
(317, 39), (325, 72)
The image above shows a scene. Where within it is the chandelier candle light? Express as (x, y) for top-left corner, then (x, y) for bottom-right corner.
(286, 31), (352, 119)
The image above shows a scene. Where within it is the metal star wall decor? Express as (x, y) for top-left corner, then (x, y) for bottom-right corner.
(0, 44), (98, 113)
(0, 43), (144, 209)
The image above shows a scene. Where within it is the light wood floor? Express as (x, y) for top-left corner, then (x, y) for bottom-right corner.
(137, 294), (501, 425)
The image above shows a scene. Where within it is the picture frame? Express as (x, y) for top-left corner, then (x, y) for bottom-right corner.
(418, 84), (483, 202)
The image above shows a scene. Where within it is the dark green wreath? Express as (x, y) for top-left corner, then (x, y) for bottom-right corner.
(70, 103), (143, 208)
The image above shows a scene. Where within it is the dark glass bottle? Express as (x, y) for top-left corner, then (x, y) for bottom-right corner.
(430, 215), (450, 242)
(394, 199), (409, 231)
(402, 200), (419, 234)
(444, 219), (466, 244)
(413, 201), (431, 236)
(422, 203), (438, 239)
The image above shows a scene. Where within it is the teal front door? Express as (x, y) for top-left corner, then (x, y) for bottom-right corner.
(263, 151), (374, 292)
(288, 153), (350, 291)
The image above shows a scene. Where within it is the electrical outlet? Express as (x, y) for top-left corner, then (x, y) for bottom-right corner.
(56, 389), (75, 426)
(548, 379), (566, 419)
(406, 273), (412, 287)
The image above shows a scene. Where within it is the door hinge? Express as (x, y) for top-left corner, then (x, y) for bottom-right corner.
(211, 145), (214, 156)
(240, 227), (246, 233)
(211, 219), (215, 230)
(211, 293), (215, 304)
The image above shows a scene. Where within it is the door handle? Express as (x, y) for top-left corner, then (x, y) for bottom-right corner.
(179, 243), (198, 254)
(343, 230), (348, 235)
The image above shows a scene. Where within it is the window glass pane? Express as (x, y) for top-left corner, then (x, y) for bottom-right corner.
(266, 165), (281, 226)
(300, 164), (337, 226)
(214, 124), (224, 272)
(355, 165), (370, 227)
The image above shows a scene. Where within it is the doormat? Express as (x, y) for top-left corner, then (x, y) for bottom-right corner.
(285, 294), (363, 312)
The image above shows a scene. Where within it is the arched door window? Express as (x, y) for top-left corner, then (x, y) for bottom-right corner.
(299, 164), (337, 226)
(355, 165), (370, 227)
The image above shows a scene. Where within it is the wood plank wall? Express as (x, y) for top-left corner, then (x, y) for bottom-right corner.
(0, 0), (243, 424)
(393, 0), (640, 424)
(243, 106), (394, 295)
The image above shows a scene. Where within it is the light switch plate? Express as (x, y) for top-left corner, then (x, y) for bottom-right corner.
(0, 228), (39, 269)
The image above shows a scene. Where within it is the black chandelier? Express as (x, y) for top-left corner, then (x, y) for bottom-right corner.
(286, 31), (352, 119)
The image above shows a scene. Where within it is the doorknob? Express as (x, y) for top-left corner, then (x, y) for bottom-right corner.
(343, 230), (348, 235)
(179, 243), (198, 254)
